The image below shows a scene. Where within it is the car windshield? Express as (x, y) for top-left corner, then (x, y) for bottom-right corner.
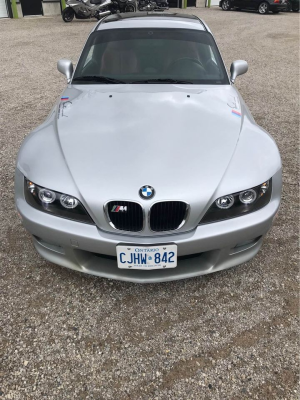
(73, 28), (229, 85)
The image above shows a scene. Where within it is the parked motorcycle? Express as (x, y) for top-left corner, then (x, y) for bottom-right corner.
(137, 0), (168, 11)
(62, 0), (136, 23)
(110, 0), (137, 13)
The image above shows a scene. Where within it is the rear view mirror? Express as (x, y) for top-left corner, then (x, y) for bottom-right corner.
(230, 60), (248, 84)
(57, 59), (74, 83)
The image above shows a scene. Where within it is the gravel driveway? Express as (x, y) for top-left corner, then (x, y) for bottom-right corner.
(0, 8), (299, 400)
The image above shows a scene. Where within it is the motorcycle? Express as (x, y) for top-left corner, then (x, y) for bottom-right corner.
(109, 0), (137, 13)
(62, 0), (136, 23)
(137, 0), (168, 11)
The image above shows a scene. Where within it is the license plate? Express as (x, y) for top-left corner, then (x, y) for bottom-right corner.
(117, 244), (177, 270)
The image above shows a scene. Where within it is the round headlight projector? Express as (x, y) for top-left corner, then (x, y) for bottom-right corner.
(216, 195), (234, 209)
(239, 189), (257, 204)
(38, 188), (56, 204)
(60, 194), (79, 209)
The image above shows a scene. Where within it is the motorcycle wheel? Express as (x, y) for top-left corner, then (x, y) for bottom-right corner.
(62, 7), (75, 22)
(285, 1), (291, 10)
(125, 4), (136, 11)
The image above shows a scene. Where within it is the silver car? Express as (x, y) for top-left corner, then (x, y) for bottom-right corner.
(15, 13), (282, 283)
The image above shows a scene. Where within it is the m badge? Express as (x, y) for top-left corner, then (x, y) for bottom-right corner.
(111, 205), (128, 212)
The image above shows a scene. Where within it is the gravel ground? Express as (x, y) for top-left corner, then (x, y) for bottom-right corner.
(0, 8), (299, 400)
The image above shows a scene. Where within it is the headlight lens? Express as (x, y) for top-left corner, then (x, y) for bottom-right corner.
(38, 188), (56, 204)
(216, 195), (234, 209)
(24, 179), (94, 224)
(200, 179), (272, 224)
(60, 195), (79, 209)
(239, 189), (257, 204)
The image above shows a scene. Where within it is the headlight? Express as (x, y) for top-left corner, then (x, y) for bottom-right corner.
(24, 179), (94, 224)
(239, 189), (257, 205)
(215, 195), (234, 209)
(200, 179), (272, 224)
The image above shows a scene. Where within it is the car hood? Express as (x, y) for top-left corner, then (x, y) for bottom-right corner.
(56, 85), (243, 227)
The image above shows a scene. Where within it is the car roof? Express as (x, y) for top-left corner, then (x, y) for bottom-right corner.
(95, 12), (208, 32)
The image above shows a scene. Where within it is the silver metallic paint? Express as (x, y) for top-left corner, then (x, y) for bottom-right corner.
(230, 60), (249, 84)
(65, 0), (113, 18)
(15, 15), (282, 282)
(57, 59), (74, 84)
(15, 168), (281, 283)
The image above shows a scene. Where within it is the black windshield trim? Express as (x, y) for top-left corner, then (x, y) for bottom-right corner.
(72, 75), (126, 84)
(131, 78), (194, 84)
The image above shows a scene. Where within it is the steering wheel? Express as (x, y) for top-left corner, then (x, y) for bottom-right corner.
(166, 57), (206, 75)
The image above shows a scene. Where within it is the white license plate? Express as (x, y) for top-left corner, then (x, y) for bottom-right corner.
(117, 244), (177, 270)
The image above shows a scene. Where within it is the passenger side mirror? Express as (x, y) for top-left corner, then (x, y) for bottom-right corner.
(230, 60), (248, 84)
(57, 59), (74, 83)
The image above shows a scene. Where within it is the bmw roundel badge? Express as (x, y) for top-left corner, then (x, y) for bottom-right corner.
(139, 185), (155, 200)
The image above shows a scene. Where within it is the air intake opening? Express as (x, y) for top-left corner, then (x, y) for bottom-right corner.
(106, 201), (143, 232)
(150, 201), (188, 232)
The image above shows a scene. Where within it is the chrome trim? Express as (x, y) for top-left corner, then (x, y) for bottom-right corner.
(148, 200), (190, 233)
(103, 200), (146, 233)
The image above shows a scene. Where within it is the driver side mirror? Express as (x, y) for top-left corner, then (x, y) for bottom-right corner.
(57, 59), (74, 83)
(230, 60), (248, 84)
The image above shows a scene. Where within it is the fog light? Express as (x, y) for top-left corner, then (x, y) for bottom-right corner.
(239, 189), (257, 204)
(60, 194), (79, 209)
(38, 188), (56, 204)
(216, 195), (234, 209)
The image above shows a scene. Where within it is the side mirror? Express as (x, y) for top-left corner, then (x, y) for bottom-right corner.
(230, 60), (248, 84)
(57, 59), (74, 83)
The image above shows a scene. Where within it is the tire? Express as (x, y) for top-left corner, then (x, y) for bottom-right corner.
(292, 8), (299, 11)
(285, 1), (292, 10)
(125, 4), (136, 12)
(258, 1), (269, 13)
(62, 7), (75, 22)
(222, 0), (231, 10)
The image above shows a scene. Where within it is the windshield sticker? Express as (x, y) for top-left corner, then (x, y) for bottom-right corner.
(61, 96), (69, 101)
(232, 109), (241, 117)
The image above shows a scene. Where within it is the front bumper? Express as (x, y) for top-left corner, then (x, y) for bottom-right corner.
(15, 168), (281, 283)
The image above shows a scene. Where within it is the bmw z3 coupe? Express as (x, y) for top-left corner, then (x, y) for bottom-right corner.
(15, 13), (282, 283)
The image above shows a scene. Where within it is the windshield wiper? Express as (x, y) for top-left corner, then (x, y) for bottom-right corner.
(132, 78), (193, 84)
(72, 76), (125, 84)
